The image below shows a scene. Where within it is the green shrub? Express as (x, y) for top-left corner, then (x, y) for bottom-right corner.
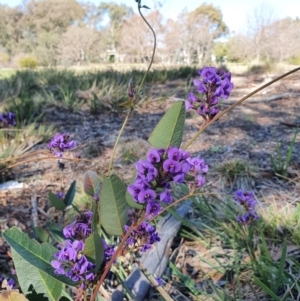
(289, 54), (300, 65)
(18, 56), (38, 69)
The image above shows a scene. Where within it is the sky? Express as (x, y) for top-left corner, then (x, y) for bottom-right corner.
(0, 0), (299, 33)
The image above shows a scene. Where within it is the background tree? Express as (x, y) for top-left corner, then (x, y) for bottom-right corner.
(97, 2), (133, 62)
(58, 25), (100, 66)
(163, 4), (228, 65)
(245, 3), (274, 62)
(264, 18), (300, 62)
(0, 5), (23, 56)
(21, 0), (85, 65)
(119, 9), (164, 63)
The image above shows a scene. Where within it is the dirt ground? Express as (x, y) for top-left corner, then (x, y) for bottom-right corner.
(1, 70), (300, 294)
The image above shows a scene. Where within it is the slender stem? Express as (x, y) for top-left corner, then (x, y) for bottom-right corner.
(74, 289), (83, 301)
(183, 66), (300, 150)
(106, 3), (157, 176)
(0, 149), (48, 164)
(107, 108), (133, 176)
(135, 4), (157, 102)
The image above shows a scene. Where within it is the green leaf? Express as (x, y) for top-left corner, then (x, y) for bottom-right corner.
(3, 227), (76, 300)
(148, 101), (185, 148)
(48, 192), (66, 211)
(64, 180), (76, 206)
(83, 170), (101, 198)
(125, 190), (143, 209)
(83, 233), (104, 273)
(35, 227), (49, 243)
(46, 222), (65, 244)
(99, 174), (129, 236)
(253, 277), (282, 301)
(59, 298), (71, 301)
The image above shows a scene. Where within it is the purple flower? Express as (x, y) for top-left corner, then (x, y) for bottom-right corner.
(156, 277), (163, 286)
(172, 172), (185, 183)
(147, 148), (162, 163)
(163, 159), (181, 173)
(0, 112), (16, 127)
(237, 211), (260, 225)
(220, 78), (234, 99)
(195, 175), (206, 187)
(160, 189), (172, 203)
(48, 133), (76, 157)
(234, 190), (256, 211)
(187, 158), (208, 173)
(141, 244), (152, 252)
(0, 276), (15, 288)
(201, 67), (221, 84)
(51, 260), (65, 275)
(102, 239), (115, 261)
(128, 183), (145, 199)
(7, 278), (15, 288)
(94, 193), (99, 202)
(167, 147), (183, 161)
(137, 189), (156, 203)
(125, 221), (160, 252)
(56, 192), (65, 199)
(185, 92), (198, 110)
(234, 190), (259, 226)
(146, 200), (161, 216)
(135, 160), (158, 182)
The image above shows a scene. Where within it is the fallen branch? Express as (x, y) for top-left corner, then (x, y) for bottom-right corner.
(280, 122), (300, 128)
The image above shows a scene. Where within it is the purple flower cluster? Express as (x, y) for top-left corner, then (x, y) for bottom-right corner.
(128, 147), (208, 216)
(51, 240), (95, 287)
(0, 275), (15, 289)
(185, 67), (234, 121)
(124, 221), (160, 252)
(63, 212), (92, 240)
(52, 211), (115, 288)
(52, 212), (94, 287)
(103, 239), (115, 261)
(0, 112), (16, 127)
(234, 190), (259, 225)
(48, 133), (76, 157)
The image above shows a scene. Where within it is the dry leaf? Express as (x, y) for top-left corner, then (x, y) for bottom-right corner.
(0, 290), (29, 301)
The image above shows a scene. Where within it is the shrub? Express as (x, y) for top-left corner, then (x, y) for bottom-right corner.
(289, 54), (300, 65)
(18, 56), (38, 69)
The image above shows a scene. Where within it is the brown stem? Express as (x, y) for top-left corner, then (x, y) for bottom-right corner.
(0, 149), (48, 164)
(89, 223), (137, 301)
